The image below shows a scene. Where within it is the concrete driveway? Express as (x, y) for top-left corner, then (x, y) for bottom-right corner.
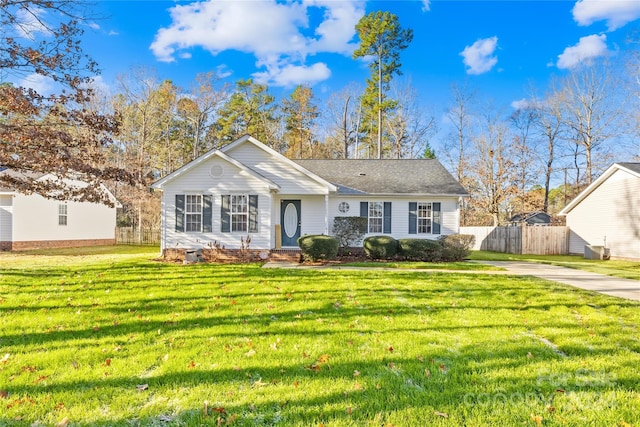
(478, 261), (640, 302)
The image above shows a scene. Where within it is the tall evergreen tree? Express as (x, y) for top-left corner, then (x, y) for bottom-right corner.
(352, 11), (413, 158)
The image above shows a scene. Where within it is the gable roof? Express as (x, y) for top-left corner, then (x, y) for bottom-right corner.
(294, 159), (468, 196)
(0, 168), (121, 207)
(151, 135), (336, 192)
(559, 162), (640, 215)
(509, 211), (551, 225)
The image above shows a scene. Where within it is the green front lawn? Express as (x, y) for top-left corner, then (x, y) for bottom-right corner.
(470, 250), (640, 280)
(337, 261), (502, 270)
(1, 247), (639, 426)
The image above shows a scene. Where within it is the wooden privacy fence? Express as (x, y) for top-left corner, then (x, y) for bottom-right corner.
(115, 227), (161, 245)
(460, 226), (569, 255)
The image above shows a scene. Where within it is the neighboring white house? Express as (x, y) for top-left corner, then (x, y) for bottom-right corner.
(560, 162), (640, 260)
(150, 135), (468, 255)
(0, 169), (120, 250)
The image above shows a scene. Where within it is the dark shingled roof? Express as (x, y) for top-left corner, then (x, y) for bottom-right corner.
(618, 162), (640, 174)
(294, 159), (468, 196)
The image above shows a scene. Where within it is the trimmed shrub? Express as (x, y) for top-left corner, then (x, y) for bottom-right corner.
(439, 234), (476, 261)
(398, 238), (443, 262)
(363, 235), (399, 260)
(332, 216), (368, 250)
(298, 235), (339, 262)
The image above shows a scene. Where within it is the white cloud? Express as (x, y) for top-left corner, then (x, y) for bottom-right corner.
(557, 34), (608, 69)
(573, 0), (640, 31)
(253, 62), (331, 87)
(13, 7), (52, 40)
(511, 98), (530, 110)
(150, 0), (364, 87)
(460, 36), (498, 75)
(19, 73), (56, 95)
(421, 1), (431, 12)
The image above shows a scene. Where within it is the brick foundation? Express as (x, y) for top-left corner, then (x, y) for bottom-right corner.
(163, 248), (302, 263)
(3, 239), (116, 251)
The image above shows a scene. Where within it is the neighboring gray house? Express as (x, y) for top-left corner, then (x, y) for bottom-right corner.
(560, 162), (640, 260)
(150, 135), (468, 254)
(508, 211), (551, 226)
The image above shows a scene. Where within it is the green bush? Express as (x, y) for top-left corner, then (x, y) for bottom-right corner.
(398, 238), (443, 261)
(298, 235), (339, 262)
(363, 235), (399, 260)
(439, 234), (476, 261)
(332, 216), (368, 250)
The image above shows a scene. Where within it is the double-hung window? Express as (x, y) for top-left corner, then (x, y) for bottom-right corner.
(185, 195), (202, 232)
(58, 204), (68, 226)
(221, 194), (258, 233)
(417, 202), (432, 234)
(368, 201), (383, 233)
(175, 194), (213, 233)
(360, 201), (391, 234)
(230, 195), (248, 232)
(409, 202), (441, 235)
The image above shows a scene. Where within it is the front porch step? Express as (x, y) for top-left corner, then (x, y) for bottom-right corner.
(270, 249), (302, 262)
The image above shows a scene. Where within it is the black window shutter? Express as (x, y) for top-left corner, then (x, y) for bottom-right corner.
(248, 195), (258, 232)
(433, 202), (441, 234)
(360, 201), (368, 218)
(408, 202), (417, 234)
(221, 195), (230, 232)
(202, 195), (212, 233)
(175, 194), (185, 232)
(383, 202), (392, 234)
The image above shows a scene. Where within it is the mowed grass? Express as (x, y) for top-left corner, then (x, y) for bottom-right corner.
(1, 247), (639, 426)
(470, 250), (640, 280)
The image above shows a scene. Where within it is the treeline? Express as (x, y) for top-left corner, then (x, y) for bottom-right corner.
(103, 55), (638, 228)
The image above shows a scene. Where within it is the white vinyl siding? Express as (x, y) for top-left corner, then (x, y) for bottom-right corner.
(161, 157), (273, 250)
(0, 195), (13, 242)
(566, 168), (640, 259)
(226, 143), (329, 195)
(10, 193), (115, 242)
(328, 197), (459, 241)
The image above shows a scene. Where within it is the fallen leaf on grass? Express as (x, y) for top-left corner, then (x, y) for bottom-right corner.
(531, 414), (543, 426)
(317, 354), (330, 363)
(0, 354), (9, 364)
(55, 417), (69, 427)
(136, 384), (149, 392)
(353, 370), (360, 377)
(103, 358), (111, 367)
(434, 411), (448, 418)
(245, 349), (256, 357)
(0, 390), (7, 399)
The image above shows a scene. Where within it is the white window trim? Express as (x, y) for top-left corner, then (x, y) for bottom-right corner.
(368, 201), (383, 233)
(185, 194), (202, 233)
(58, 204), (68, 226)
(230, 194), (248, 233)
(417, 202), (432, 234)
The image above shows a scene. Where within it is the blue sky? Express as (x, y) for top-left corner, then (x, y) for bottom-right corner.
(14, 0), (640, 113)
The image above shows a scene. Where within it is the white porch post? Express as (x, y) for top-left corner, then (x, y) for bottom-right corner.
(324, 194), (329, 235)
